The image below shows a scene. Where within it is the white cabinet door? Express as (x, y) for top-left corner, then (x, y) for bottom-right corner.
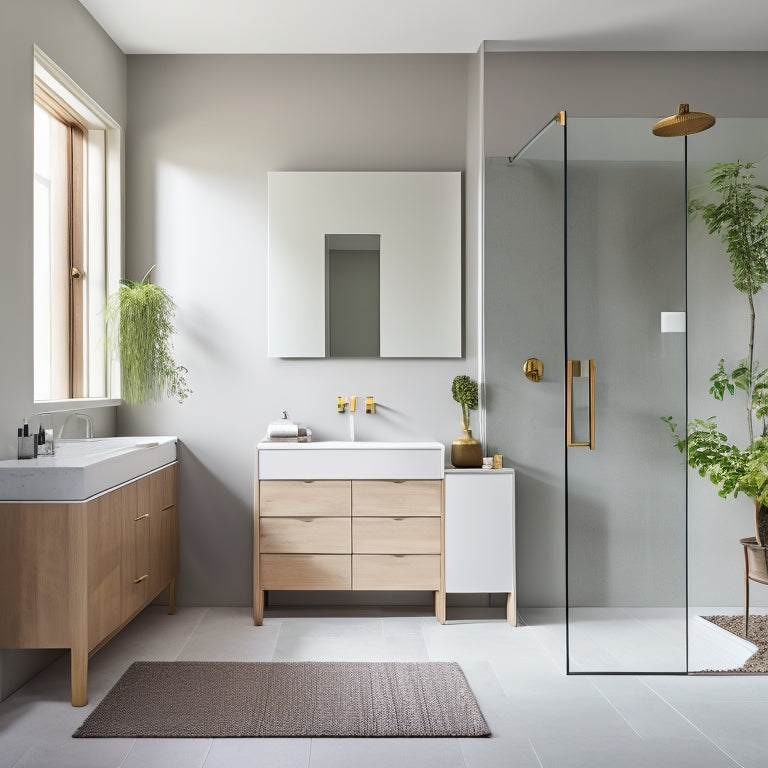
(445, 469), (515, 593)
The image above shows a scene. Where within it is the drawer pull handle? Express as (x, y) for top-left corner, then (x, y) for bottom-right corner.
(134, 574), (149, 584)
(393, 517), (404, 521)
(134, 513), (150, 521)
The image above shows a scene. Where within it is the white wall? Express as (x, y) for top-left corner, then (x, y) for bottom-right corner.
(0, 0), (126, 699)
(122, 54), (473, 607)
(484, 51), (768, 609)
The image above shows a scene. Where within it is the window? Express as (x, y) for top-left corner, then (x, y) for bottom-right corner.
(33, 48), (121, 403)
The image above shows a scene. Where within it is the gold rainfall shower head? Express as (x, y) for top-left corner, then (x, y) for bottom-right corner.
(652, 104), (716, 137)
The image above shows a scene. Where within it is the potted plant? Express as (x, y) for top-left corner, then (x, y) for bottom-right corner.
(664, 160), (768, 543)
(451, 374), (482, 468)
(107, 266), (191, 405)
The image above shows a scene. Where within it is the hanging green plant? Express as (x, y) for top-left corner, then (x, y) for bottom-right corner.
(106, 266), (191, 405)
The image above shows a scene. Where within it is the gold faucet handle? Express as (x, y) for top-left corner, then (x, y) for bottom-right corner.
(365, 396), (375, 415)
(337, 396), (348, 413)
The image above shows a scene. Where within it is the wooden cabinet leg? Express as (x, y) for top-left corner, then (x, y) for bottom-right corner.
(434, 589), (446, 625)
(70, 647), (88, 707)
(506, 592), (517, 627)
(168, 577), (177, 615)
(254, 588), (264, 626)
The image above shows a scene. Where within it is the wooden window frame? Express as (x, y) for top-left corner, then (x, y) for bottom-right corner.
(34, 82), (87, 399)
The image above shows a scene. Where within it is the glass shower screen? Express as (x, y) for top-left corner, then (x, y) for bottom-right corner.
(565, 118), (688, 673)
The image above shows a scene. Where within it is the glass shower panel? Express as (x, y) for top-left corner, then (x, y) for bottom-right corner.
(685, 119), (768, 672)
(565, 118), (688, 673)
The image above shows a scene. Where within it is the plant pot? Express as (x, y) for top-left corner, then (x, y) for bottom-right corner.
(740, 535), (768, 638)
(741, 537), (768, 583)
(451, 429), (482, 468)
(756, 500), (768, 546)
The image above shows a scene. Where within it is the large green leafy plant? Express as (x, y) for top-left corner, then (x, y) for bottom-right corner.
(664, 161), (768, 508)
(107, 266), (191, 405)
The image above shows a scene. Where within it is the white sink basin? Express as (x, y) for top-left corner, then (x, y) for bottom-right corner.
(0, 436), (178, 501)
(257, 440), (444, 480)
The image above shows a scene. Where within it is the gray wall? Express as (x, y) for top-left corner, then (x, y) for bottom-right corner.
(121, 54), (474, 608)
(484, 51), (768, 609)
(0, 0), (126, 699)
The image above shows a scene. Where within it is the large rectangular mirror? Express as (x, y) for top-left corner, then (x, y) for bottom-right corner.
(268, 172), (462, 358)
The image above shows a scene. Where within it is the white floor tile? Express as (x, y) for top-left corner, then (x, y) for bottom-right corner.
(176, 607), (281, 661)
(204, 738), (311, 768)
(308, 737), (465, 768)
(2, 604), (768, 767)
(122, 738), (212, 768)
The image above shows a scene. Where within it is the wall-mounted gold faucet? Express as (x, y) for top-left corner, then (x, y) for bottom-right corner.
(338, 396), (373, 414)
(337, 396), (357, 413)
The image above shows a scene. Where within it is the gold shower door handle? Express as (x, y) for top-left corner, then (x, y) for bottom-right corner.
(566, 359), (595, 450)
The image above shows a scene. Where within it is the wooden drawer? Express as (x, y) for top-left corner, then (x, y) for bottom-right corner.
(260, 517), (350, 554)
(352, 555), (440, 590)
(260, 554), (351, 589)
(352, 480), (442, 517)
(259, 480), (351, 517)
(352, 517), (441, 554)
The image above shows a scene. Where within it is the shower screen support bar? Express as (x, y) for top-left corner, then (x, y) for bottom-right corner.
(566, 359), (595, 450)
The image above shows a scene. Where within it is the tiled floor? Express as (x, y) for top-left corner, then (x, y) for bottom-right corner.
(1, 605), (768, 767)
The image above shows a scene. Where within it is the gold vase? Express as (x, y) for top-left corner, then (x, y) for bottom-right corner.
(451, 428), (482, 468)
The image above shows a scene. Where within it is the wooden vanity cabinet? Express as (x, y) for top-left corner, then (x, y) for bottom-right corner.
(0, 462), (178, 706)
(254, 470), (445, 625)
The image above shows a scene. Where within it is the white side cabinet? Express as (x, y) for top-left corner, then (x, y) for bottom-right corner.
(445, 468), (516, 626)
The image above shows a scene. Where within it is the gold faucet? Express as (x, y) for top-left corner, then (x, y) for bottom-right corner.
(337, 396), (357, 413)
(365, 396), (375, 415)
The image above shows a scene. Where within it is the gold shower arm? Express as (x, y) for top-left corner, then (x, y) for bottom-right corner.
(566, 359), (595, 450)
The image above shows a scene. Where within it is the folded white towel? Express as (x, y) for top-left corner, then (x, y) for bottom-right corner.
(267, 422), (299, 438)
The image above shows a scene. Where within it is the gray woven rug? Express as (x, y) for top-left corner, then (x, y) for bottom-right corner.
(702, 615), (768, 673)
(73, 661), (490, 738)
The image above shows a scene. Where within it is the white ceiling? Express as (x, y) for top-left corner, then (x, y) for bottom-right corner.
(77, 0), (768, 55)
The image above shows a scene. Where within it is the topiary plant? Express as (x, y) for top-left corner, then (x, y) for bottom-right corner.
(452, 374), (478, 432)
(106, 265), (191, 405)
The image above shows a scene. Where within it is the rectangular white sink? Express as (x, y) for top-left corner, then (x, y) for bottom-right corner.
(257, 441), (444, 480)
(0, 436), (178, 501)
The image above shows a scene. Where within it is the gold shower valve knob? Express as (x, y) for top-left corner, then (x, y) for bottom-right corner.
(523, 358), (543, 382)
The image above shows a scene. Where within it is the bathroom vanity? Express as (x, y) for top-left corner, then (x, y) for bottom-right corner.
(0, 437), (178, 706)
(254, 441), (446, 624)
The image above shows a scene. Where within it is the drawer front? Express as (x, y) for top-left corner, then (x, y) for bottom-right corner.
(352, 555), (440, 590)
(260, 480), (351, 517)
(352, 517), (441, 554)
(260, 554), (351, 589)
(260, 517), (350, 554)
(352, 480), (442, 517)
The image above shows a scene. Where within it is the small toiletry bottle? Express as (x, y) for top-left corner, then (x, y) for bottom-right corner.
(17, 428), (22, 459)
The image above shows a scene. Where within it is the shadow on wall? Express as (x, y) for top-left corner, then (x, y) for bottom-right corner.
(176, 442), (253, 607)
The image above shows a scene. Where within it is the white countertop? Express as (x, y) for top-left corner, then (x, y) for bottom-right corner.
(0, 436), (178, 502)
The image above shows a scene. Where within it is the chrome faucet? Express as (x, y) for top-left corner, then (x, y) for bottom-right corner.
(57, 412), (94, 439)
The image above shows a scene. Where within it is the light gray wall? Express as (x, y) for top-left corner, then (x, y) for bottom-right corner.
(121, 54), (473, 607)
(484, 51), (768, 609)
(565, 158), (687, 608)
(0, 0), (126, 699)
